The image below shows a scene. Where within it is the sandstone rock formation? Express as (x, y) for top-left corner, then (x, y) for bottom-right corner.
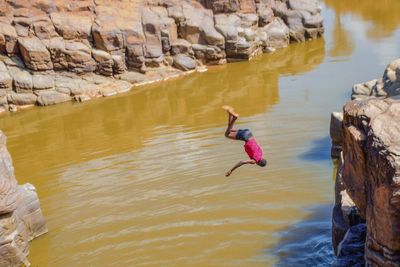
(331, 58), (400, 266)
(0, 0), (324, 113)
(0, 130), (47, 267)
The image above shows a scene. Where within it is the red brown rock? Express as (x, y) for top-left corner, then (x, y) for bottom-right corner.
(50, 12), (93, 40)
(18, 36), (53, 71)
(341, 97), (400, 266)
(0, 0), (324, 111)
(0, 22), (18, 55)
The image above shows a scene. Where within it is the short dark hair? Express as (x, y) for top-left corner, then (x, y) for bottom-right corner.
(257, 159), (267, 167)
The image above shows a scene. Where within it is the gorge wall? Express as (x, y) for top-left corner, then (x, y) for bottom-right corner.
(331, 59), (400, 266)
(0, 130), (47, 267)
(0, 0), (323, 112)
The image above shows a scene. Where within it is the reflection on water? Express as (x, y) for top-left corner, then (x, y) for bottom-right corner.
(0, 0), (399, 266)
(325, 0), (400, 40)
(0, 38), (325, 181)
(328, 15), (354, 58)
(271, 205), (335, 266)
(0, 37), (327, 267)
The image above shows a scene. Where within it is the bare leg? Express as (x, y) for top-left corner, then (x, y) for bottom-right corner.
(225, 112), (238, 140)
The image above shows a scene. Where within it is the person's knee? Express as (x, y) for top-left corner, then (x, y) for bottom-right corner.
(224, 131), (230, 138)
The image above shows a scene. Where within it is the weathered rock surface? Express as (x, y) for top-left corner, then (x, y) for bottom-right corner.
(18, 37), (53, 71)
(173, 54), (197, 71)
(342, 96), (400, 266)
(0, 0), (324, 113)
(331, 58), (400, 266)
(330, 111), (343, 158)
(351, 59), (400, 100)
(0, 130), (47, 267)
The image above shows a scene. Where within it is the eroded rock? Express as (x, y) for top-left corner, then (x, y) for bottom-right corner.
(18, 37), (53, 71)
(0, 130), (47, 267)
(173, 54), (197, 71)
(0, 0), (324, 112)
(36, 90), (71, 106)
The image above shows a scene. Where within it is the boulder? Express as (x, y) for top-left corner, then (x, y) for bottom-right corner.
(33, 17), (58, 40)
(92, 49), (113, 76)
(382, 59), (400, 97)
(288, 0), (321, 14)
(36, 90), (72, 106)
(45, 37), (68, 70)
(171, 39), (193, 56)
(54, 74), (80, 95)
(262, 18), (290, 49)
(3, 56), (25, 68)
(285, 10), (306, 42)
(10, 68), (33, 93)
(330, 111), (343, 157)
(173, 54), (197, 71)
(92, 23), (124, 52)
(17, 37), (53, 71)
(141, 7), (163, 53)
(0, 67), (12, 92)
(64, 41), (96, 73)
(256, 3), (274, 27)
(0, 22), (18, 55)
(7, 92), (37, 105)
(239, 0), (257, 13)
(351, 79), (376, 99)
(117, 71), (149, 84)
(214, 13), (240, 42)
(50, 12), (93, 40)
(178, 2), (225, 47)
(0, 130), (47, 267)
(33, 73), (55, 90)
(342, 97), (400, 266)
(204, 0), (240, 13)
(192, 44), (226, 65)
(111, 54), (127, 74)
(72, 79), (100, 97)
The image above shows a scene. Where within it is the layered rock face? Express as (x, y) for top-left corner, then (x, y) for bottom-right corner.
(0, 0), (323, 112)
(331, 59), (400, 266)
(0, 130), (47, 267)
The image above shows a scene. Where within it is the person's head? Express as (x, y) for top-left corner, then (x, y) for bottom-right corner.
(257, 159), (267, 167)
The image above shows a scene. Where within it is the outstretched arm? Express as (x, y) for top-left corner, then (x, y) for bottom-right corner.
(225, 159), (256, 177)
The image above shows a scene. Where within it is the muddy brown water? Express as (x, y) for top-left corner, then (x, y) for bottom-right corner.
(0, 1), (399, 266)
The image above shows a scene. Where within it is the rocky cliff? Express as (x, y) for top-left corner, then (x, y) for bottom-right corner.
(0, 0), (323, 112)
(331, 59), (400, 266)
(0, 130), (47, 267)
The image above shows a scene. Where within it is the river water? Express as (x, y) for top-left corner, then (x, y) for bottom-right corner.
(0, 1), (399, 266)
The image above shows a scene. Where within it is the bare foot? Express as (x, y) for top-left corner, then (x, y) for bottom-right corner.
(222, 105), (239, 117)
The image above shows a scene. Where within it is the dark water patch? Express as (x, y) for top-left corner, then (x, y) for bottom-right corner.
(334, 223), (366, 267)
(299, 137), (331, 162)
(270, 204), (335, 267)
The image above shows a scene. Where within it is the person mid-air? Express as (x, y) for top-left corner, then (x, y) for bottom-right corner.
(222, 105), (267, 177)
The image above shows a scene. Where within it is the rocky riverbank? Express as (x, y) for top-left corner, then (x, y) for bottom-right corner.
(0, 130), (47, 267)
(0, 0), (323, 113)
(330, 59), (400, 266)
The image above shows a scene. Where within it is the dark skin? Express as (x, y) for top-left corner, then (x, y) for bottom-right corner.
(223, 106), (257, 177)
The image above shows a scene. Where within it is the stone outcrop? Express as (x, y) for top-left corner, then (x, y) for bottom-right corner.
(331, 58), (400, 266)
(0, 130), (47, 267)
(0, 0), (324, 113)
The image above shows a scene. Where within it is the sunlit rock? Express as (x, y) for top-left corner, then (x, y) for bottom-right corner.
(0, 130), (47, 267)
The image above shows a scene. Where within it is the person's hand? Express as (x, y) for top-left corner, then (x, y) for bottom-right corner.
(225, 170), (232, 177)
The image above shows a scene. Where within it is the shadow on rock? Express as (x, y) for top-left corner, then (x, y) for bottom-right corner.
(269, 204), (335, 267)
